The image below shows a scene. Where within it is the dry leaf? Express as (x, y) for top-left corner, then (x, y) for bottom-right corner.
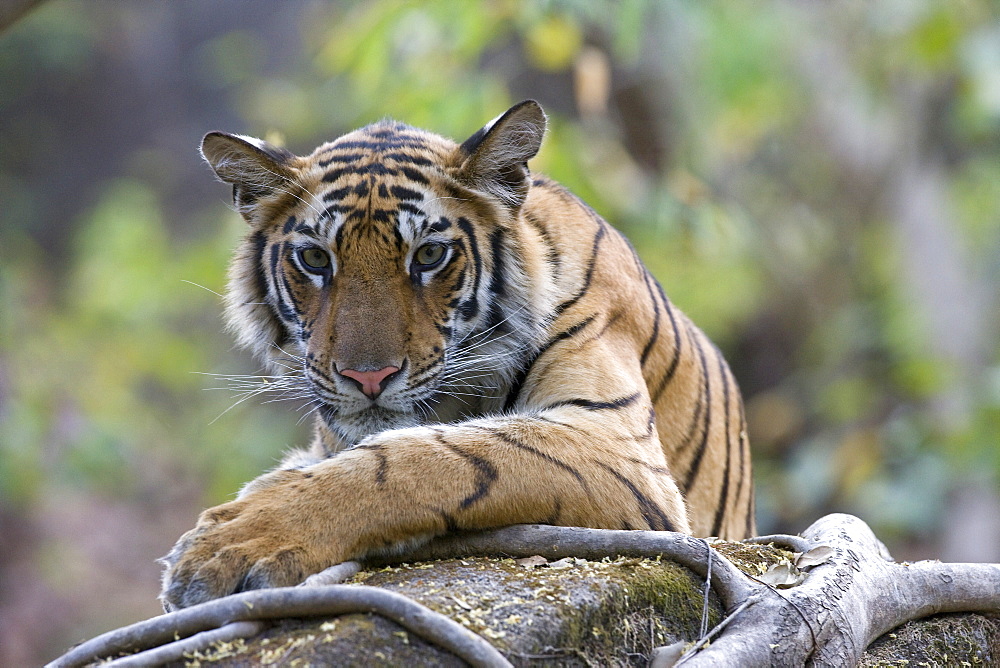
(759, 561), (805, 588)
(796, 545), (835, 570)
(649, 640), (688, 667)
(515, 555), (549, 568)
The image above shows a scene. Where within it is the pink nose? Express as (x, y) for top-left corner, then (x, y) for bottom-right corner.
(338, 366), (400, 399)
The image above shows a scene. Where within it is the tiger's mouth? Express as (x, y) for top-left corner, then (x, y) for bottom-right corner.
(317, 397), (420, 446)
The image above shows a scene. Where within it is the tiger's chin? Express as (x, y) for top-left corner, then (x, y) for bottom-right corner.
(321, 403), (420, 447)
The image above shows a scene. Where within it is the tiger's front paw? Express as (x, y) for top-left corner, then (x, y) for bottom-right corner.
(159, 470), (349, 611)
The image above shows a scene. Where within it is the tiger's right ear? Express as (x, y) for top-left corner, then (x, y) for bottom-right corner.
(201, 132), (297, 222)
(456, 100), (546, 211)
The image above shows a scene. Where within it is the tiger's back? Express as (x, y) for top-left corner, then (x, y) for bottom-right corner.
(517, 177), (754, 539)
(160, 100), (753, 611)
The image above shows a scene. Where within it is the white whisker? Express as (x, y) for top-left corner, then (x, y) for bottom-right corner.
(182, 280), (225, 298)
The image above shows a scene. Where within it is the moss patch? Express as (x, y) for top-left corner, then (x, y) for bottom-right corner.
(710, 539), (797, 577)
(860, 613), (1000, 667)
(355, 556), (720, 666)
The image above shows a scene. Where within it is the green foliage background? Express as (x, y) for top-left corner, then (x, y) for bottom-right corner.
(0, 1), (998, 663)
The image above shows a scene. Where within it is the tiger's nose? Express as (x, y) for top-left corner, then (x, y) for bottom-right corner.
(338, 365), (401, 399)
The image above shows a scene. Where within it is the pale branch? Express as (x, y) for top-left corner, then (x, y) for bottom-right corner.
(374, 523), (757, 606)
(99, 561), (367, 668)
(104, 621), (266, 668)
(676, 513), (1000, 666)
(743, 533), (814, 554)
(46, 585), (512, 668)
(300, 559), (363, 586)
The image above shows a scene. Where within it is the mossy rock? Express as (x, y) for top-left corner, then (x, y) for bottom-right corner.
(860, 613), (1000, 667)
(140, 544), (998, 667)
(163, 554), (728, 667)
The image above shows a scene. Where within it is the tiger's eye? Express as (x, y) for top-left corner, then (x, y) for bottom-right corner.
(300, 248), (330, 269)
(413, 243), (446, 270)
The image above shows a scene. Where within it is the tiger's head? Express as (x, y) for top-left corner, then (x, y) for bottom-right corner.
(202, 102), (547, 449)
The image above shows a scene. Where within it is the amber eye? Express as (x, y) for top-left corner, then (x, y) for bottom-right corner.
(298, 247), (330, 270)
(413, 242), (447, 271)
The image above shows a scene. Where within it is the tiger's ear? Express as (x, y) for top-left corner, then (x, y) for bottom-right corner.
(201, 132), (297, 222)
(457, 100), (546, 211)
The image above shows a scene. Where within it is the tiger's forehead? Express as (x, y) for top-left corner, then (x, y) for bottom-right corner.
(292, 121), (459, 248)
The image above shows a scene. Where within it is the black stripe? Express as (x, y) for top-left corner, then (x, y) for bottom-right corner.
(543, 499), (563, 525)
(640, 271), (662, 367)
(280, 273), (303, 313)
(542, 392), (641, 412)
(487, 228), (508, 297)
(732, 402), (750, 536)
(710, 351), (733, 537)
(503, 315), (596, 411)
(597, 462), (675, 532)
(319, 154), (369, 170)
(533, 414), (587, 434)
(322, 203), (350, 222)
(293, 220), (320, 238)
(330, 138), (428, 152)
(671, 345), (707, 488)
(555, 224), (606, 315)
(681, 334), (713, 493)
(307, 360), (343, 392)
(390, 185), (425, 201)
(484, 229), (510, 332)
(437, 510), (459, 532)
(524, 211), (560, 278)
(626, 455), (670, 476)
(429, 216), (451, 232)
(324, 163), (400, 179)
(435, 433), (498, 510)
(644, 407), (657, 440)
(397, 202), (425, 219)
(363, 123), (409, 137)
(269, 243), (297, 324)
(319, 406), (344, 440)
(323, 186), (353, 202)
(375, 452), (388, 487)
(400, 166), (430, 184)
(456, 217), (482, 320)
(485, 428), (590, 493)
(382, 152), (433, 165)
(249, 230), (270, 304)
(650, 291), (683, 404)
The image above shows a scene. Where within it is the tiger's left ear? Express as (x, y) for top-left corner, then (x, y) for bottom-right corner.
(457, 100), (547, 211)
(201, 132), (298, 224)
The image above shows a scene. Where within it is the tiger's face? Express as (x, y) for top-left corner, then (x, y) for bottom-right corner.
(203, 104), (546, 447)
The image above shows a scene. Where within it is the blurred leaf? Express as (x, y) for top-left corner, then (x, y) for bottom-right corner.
(523, 13), (582, 71)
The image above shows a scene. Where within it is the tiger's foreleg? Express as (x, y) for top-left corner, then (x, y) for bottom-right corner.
(159, 411), (689, 611)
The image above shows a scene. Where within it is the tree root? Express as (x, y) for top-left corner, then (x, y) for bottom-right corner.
(46, 513), (1000, 667)
(673, 513), (1000, 667)
(46, 584), (512, 668)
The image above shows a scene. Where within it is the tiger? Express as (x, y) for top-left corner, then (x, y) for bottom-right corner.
(160, 100), (754, 611)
